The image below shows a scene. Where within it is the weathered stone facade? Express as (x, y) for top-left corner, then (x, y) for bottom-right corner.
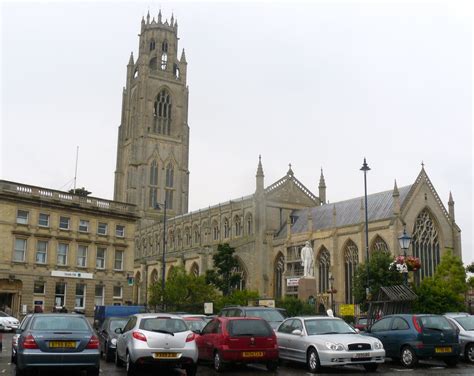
(0, 181), (138, 317)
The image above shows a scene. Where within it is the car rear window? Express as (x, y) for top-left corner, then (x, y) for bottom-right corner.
(30, 316), (90, 331)
(140, 318), (188, 333)
(245, 309), (285, 322)
(109, 319), (128, 332)
(419, 316), (452, 330)
(185, 319), (207, 332)
(227, 319), (273, 337)
(454, 316), (474, 331)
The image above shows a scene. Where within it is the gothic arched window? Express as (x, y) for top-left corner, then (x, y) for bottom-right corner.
(212, 220), (219, 241)
(161, 53), (168, 70)
(184, 227), (191, 247)
(190, 262), (199, 277)
(150, 269), (158, 285)
(245, 214), (253, 236)
(371, 235), (389, 253)
(149, 57), (157, 71)
(223, 218), (230, 239)
(168, 229), (175, 249)
(234, 215), (242, 237)
(318, 247), (330, 294)
(193, 225), (200, 245)
(149, 160), (158, 208)
(344, 240), (359, 304)
(274, 253), (285, 299)
(162, 40), (168, 53)
(165, 162), (174, 210)
(176, 228), (182, 249)
(232, 261), (247, 291)
(153, 90), (172, 135)
(149, 39), (156, 51)
(412, 209), (440, 281)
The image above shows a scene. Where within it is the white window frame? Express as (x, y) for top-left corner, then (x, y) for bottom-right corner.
(96, 247), (106, 269)
(13, 238), (27, 262)
(115, 225), (125, 237)
(75, 284), (86, 309)
(17, 210), (29, 225)
(79, 219), (89, 233)
(94, 285), (104, 306)
(97, 222), (108, 235)
(38, 213), (50, 227)
(57, 243), (69, 266)
(77, 245), (88, 268)
(113, 285), (122, 299)
(59, 216), (70, 230)
(55, 282), (66, 307)
(35, 240), (48, 264)
(114, 250), (124, 270)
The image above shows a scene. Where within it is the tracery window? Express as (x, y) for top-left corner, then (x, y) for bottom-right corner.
(344, 240), (358, 304)
(318, 247), (330, 294)
(149, 39), (156, 51)
(162, 40), (168, 53)
(168, 229), (175, 249)
(212, 220), (219, 241)
(190, 262), (199, 277)
(223, 218), (230, 239)
(165, 162), (174, 210)
(246, 214), (253, 236)
(234, 215), (242, 237)
(274, 253), (285, 299)
(153, 90), (171, 135)
(193, 225), (200, 244)
(176, 229), (182, 249)
(412, 209), (440, 281)
(371, 235), (389, 253)
(161, 53), (168, 70)
(149, 160), (158, 208)
(184, 227), (191, 247)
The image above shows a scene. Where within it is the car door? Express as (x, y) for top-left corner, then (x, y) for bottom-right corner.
(276, 319), (294, 359)
(116, 316), (136, 360)
(197, 319), (219, 360)
(388, 317), (411, 355)
(368, 317), (393, 357)
(288, 319), (306, 362)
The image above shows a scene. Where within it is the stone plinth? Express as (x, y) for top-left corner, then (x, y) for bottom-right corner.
(298, 277), (317, 302)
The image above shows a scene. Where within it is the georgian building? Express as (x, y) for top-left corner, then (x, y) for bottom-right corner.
(0, 180), (138, 317)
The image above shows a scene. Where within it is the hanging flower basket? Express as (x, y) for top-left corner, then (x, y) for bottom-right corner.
(389, 255), (421, 273)
(326, 288), (338, 294)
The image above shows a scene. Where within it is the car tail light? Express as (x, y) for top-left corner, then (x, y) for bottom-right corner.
(86, 335), (100, 349)
(412, 316), (422, 333)
(23, 334), (38, 349)
(186, 333), (195, 342)
(132, 331), (147, 342)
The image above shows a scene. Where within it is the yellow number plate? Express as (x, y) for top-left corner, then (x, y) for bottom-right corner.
(49, 341), (76, 348)
(153, 352), (180, 359)
(435, 347), (452, 353)
(242, 351), (264, 358)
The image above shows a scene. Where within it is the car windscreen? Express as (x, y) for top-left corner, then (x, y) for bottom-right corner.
(454, 316), (474, 331)
(245, 309), (285, 322)
(140, 318), (188, 333)
(30, 316), (90, 331)
(305, 319), (356, 335)
(109, 319), (129, 332)
(185, 319), (207, 332)
(0, 312), (9, 317)
(227, 319), (273, 337)
(419, 316), (452, 331)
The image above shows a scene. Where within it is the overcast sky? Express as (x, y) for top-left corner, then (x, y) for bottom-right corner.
(1, 1), (472, 264)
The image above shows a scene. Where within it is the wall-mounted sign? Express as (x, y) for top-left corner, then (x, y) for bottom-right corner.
(51, 270), (93, 279)
(287, 278), (300, 287)
(258, 299), (275, 308)
(204, 302), (213, 314)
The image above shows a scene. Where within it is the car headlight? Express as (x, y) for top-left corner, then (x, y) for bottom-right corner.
(325, 342), (345, 351)
(373, 340), (383, 350)
(111, 338), (117, 345)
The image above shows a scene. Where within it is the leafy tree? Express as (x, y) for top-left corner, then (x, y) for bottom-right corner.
(467, 276), (474, 288)
(413, 250), (467, 314)
(149, 266), (217, 312)
(214, 290), (260, 313)
(276, 296), (315, 317)
(466, 262), (474, 274)
(353, 251), (404, 311)
(205, 243), (242, 296)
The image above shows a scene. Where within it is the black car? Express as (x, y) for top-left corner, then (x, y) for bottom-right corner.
(219, 306), (287, 329)
(97, 316), (129, 362)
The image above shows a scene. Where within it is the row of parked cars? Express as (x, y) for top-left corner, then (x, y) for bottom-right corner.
(8, 307), (474, 376)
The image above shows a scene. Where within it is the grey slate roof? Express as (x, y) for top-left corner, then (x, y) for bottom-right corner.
(278, 185), (412, 237)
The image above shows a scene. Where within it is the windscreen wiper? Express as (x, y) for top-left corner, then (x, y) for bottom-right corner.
(152, 329), (175, 336)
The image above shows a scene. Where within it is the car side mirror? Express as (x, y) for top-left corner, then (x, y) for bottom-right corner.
(291, 329), (302, 336)
(114, 328), (123, 334)
(354, 328), (360, 334)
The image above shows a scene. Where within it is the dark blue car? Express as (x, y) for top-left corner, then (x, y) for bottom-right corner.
(366, 314), (460, 368)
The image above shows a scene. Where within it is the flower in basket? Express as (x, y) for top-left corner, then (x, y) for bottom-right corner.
(389, 256), (408, 273)
(405, 256), (421, 271)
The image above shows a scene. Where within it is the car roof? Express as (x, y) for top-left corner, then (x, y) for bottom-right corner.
(294, 316), (343, 320)
(132, 313), (184, 319)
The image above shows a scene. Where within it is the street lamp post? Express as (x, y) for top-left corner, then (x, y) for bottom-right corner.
(398, 227), (412, 286)
(360, 158), (371, 300)
(156, 198), (167, 310)
(329, 274), (335, 313)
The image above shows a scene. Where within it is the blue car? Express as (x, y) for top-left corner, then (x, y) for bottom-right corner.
(366, 314), (460, 368)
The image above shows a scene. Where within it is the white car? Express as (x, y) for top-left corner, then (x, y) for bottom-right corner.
(445, 313), (474, 363)
(276, 316), (385, 373)
(115, 313), (198, 376)
(0, 311), (20, 331)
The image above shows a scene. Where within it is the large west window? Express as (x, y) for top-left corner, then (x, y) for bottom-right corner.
(57, 243), (68, 265)
(35, 240), (48, 264)
(77, 245), (88, 267)
(14, 238), (27, 262)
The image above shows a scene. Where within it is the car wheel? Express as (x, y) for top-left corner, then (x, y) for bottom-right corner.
(400, 346), (418, 368)
(185, 363), (198, 376)
(363, 363), (378, 372)
(213, 351), (225, 372)
(266, 360), (278, 371)
(87, 367), (100, 376)
(465, 343), (474, 364)
(105, 343), (114, 363)
(115, 348), (124, 367)
(307, 348), (322, 373)
(444, 356), (458, 367)
(126, 352), (137, 376)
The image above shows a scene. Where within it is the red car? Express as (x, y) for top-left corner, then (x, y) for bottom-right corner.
(196, 317), (279, 372)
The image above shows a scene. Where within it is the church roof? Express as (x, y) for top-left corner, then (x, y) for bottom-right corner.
(278, 184), (412, 236)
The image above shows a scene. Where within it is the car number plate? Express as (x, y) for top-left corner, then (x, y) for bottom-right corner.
(153, 352), (180, 359)
(242, 351), (264, 358)
(435, 347), (452, 353)
(49, 341), (76, 348)
(355, 352), (370, 358)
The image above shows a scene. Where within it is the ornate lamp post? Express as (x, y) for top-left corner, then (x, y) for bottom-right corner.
(329, 274), (335, 313)
(398, 227), (412, 285)
(360, 158), (371, 299)
(155, 198), (167, 310)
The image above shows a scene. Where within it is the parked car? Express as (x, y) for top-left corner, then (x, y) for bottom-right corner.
(354, 316), (368, 332)
(196, 316), (279, 372)
(367, 314), (460, 367)
(219, 306), (287, 329)
(97, 316), (129, 362)
(276, 316), (384, 373)
(115, 313), (198, 376)
(15, 313), (100, 376)
(444, 313), (474, 363)
(0, 311), (20, 331)
(93, 305), (145, 330)
(11, 314), (33, 364)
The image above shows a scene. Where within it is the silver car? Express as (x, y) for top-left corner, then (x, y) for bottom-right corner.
(0, 311), (20, 331)
(115, 313), (198, 376)
(445, 314), (474, 363)
(276, 316), (385, 373)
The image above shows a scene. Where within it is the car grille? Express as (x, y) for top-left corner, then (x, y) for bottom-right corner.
(348, 343), (371, 351)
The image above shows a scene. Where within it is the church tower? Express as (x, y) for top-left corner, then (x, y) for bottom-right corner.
(114, 12), (189, 222)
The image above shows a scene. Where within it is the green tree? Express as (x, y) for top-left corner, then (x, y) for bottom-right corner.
(466, 262), (474, 274)
(276, 296), (315, 317)
(414, 250), (467, 314)
(149, 266), (217, 312)
(205, 243), (242, 296)
(353, 251), (404, 311)
(214, 290), (260, 313)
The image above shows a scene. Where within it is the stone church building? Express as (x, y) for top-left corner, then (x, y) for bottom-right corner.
(113, 14), (462, 311)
